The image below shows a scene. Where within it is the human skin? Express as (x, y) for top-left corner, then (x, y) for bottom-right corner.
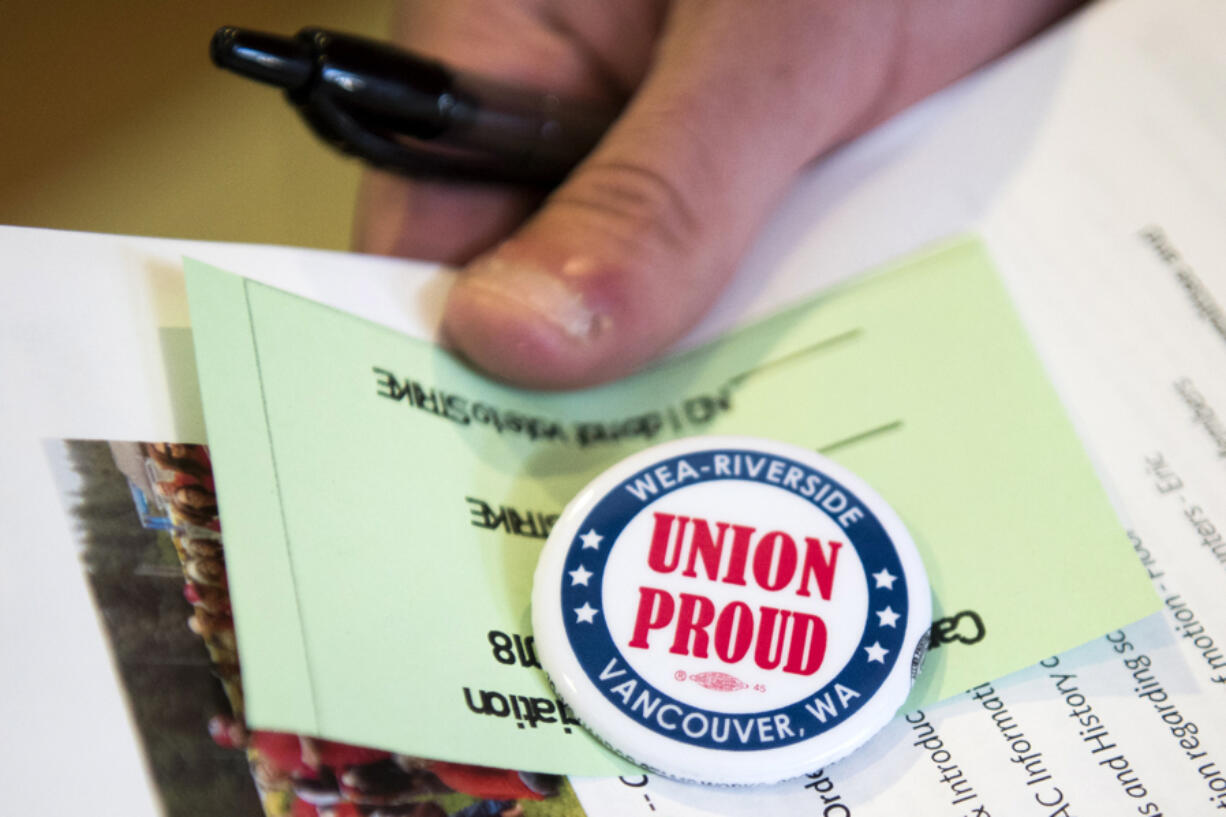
(354, 0), (1083, 389)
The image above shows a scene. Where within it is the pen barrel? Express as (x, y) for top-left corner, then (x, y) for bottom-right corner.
(272, 28), (619, 184)
(445, 74), (615, 179)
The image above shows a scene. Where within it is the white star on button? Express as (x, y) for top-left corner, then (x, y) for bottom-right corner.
(579, 529), (604, 550)
(575, 602), (599, 624)
(864, 642), (889, 663)
(568, 565), (594, 586)
(872, 568), (897, 590)
(876, 606), (900, 628)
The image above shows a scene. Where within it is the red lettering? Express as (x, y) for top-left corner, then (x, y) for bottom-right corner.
(628, 587), (675, 648)
(796, 538), (842, 600)
(682, 519), (730, 580)
(783, 612), (827, 675)
(647, 513), (689, 574)
(752, 531), (798, 591)
(719, 524), (755, 586)
(626, 591), (829, 677)
(644, 513), (836, 599)
(669, 593), (716, 657)
(754, 606), (791, 670)
(713, 601), (753, 663)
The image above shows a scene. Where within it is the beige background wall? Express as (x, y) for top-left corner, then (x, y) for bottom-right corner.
(1, 2), (394, 250)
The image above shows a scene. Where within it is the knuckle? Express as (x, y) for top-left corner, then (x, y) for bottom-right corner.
(550, 158), (704, 255)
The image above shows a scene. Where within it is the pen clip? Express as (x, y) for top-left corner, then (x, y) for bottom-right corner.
(298, 88), (551, 186)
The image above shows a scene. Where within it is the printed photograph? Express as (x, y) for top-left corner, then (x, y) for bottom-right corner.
(52, 440), (587, 817)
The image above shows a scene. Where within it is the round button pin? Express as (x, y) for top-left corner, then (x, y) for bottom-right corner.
(532, 436), (930, 785)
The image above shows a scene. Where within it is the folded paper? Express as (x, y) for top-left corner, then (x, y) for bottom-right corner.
(185, 237), (1157, 775)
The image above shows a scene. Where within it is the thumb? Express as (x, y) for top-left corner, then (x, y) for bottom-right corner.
(441, 2), (888, 388)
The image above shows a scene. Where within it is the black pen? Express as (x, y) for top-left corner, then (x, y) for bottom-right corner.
(210, 27), (619, 186)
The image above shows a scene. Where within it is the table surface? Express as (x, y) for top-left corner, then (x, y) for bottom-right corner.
(0, 1), (392, 251)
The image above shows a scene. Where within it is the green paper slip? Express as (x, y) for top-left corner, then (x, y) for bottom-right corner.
(184, 238), (1157, 776)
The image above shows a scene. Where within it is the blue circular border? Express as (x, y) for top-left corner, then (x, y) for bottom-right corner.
(560, 448), (909, 751)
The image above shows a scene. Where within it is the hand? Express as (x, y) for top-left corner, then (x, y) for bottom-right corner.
(354, 0), (1079, 389)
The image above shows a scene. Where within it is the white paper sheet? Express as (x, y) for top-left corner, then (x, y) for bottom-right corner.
(3, 0), (1224, 813)
(570, 0), (1226, 812)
